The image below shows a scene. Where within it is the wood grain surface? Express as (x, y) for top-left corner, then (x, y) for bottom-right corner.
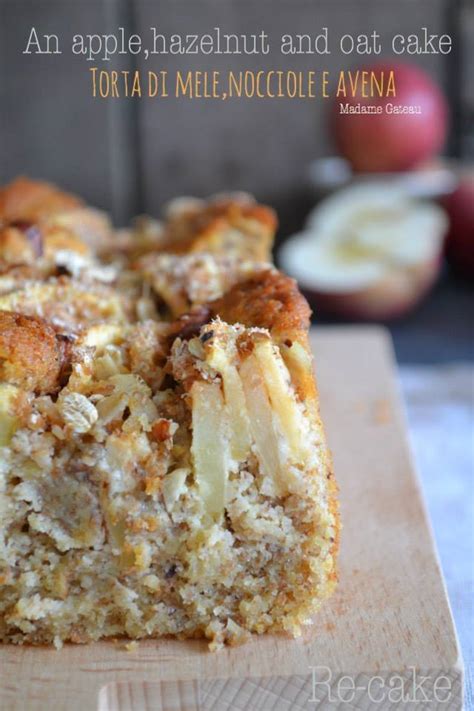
(0, 326), (463, 710)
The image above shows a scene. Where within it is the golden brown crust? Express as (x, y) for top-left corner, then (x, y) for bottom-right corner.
(210, 268), (311, 340)
(0, 225), (39, 264)
(159, 197), (277, 261)
(0, 177), (82, 225)
(168, 201), (276, 244)
(165, 263), (314, 357)
(0, 178), (112, 260)
(0, 311), (68, 393)
(0, 263), (40, 281)
(0, 223), (90, 266)
(46, 207), (113, 254)
(42, 225), (91, 257)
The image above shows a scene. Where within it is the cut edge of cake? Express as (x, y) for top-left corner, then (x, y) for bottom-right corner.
(0, 179), (339, 651)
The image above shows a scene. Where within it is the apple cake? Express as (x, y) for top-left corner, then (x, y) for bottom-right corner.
(0, 178), (339, 650)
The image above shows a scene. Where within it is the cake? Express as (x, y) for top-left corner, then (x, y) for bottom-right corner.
(0, 178), (339, 650)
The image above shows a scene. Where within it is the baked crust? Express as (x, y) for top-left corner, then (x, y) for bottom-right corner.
(0, 311), (68, 394)
(0, 177), (113, 259)
(0, 224), (91, 267)
(0, 177), (82, 224)
(134, 253), (270, 319)
(113, 193), (277, 263)
(162, 195), (277, 260)
(211, 268), (311, 339)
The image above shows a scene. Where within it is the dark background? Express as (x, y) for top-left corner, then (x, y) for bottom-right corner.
(1, 0), (473, 362)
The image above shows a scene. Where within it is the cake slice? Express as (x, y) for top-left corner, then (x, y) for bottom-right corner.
(0, 179), (338, 650)
(0, 267), (338, 650)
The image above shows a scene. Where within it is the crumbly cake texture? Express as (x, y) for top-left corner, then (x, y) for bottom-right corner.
(0, 178), (339, 650)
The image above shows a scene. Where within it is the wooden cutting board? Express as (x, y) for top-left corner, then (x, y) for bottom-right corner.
(0, 326), (463, 711)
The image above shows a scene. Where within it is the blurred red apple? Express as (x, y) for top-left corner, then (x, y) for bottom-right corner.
(331, 62), (449, 173)
(279, 183), (447, 320)
(443, 173), (474, 280)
